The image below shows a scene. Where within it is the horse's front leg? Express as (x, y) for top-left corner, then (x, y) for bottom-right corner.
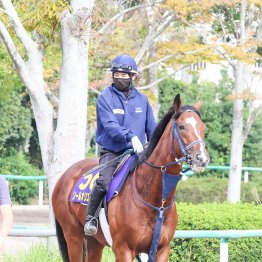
(85, 236), (104, 262)
(155, 245), (171, 262)
(112, 242), (134, 262)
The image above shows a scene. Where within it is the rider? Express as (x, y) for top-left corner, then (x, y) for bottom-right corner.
(84, 54), (156, 236)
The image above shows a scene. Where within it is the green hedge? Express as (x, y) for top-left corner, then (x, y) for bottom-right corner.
(170, 203), (262, 261)
(0, 153), (43, 204)
(176, 177), (262, 204)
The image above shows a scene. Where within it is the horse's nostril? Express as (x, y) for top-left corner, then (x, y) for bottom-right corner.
(194, 154), (201, 161)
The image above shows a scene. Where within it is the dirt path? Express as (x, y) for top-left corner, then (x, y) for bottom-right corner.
(12, 205), (49, 226)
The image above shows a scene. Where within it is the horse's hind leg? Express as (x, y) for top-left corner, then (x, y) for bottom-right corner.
(85, 236), (105, 262)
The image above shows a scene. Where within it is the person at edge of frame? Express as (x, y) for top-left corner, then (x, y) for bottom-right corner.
(0, 176), (13, 253)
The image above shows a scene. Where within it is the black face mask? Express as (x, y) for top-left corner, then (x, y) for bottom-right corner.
(113, 77), (132, 92)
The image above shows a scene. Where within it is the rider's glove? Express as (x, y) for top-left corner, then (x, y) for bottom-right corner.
(131, 136), (144, 154)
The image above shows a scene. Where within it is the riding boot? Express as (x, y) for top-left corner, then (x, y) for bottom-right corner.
(84, 185), (105, 236)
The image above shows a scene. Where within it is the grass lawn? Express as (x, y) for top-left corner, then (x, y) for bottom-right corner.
(2, 245), (115, 262)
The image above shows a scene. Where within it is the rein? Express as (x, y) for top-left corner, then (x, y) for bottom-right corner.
(138, 110), (205, 262)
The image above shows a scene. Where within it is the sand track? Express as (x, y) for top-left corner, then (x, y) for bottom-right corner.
(12, 205), (49, 226)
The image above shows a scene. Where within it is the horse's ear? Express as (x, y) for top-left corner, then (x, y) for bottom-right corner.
(173, 94), (182, 112)
(195, 99), (201, 110)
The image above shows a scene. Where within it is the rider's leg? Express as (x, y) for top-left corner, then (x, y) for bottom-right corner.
(84, 150), (119, 236)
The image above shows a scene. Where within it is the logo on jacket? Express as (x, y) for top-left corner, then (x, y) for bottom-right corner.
(113, 109), (125, 115)
(135, 107), (143, 113)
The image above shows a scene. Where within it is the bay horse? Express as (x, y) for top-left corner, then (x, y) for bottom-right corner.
(52, 94), (210, 262)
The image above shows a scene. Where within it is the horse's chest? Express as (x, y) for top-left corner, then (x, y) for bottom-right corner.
(134, 215), (174, 249)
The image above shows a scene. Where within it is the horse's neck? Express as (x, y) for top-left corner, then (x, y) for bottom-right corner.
(136, 123), (181, 206)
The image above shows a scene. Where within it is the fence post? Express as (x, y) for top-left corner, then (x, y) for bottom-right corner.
(244, 171), (249, 183)
(220, 238), (228, 262)
(38, 180), (44, 206)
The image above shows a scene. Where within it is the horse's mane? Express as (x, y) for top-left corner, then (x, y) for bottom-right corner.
(137, 106), (175, 165)
(138, 105), (201, 165)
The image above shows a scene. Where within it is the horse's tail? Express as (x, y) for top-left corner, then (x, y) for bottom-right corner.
(55, 219), (70, 262)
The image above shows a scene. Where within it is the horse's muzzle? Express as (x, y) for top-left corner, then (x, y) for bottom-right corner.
(192, 152), (210, 172)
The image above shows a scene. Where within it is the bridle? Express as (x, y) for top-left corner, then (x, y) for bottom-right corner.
(144, 108), (206, 173)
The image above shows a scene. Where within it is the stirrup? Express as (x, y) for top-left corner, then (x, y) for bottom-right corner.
(84, 217), (98, 236)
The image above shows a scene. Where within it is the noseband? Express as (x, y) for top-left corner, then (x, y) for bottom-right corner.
(144, 108), (206, 171)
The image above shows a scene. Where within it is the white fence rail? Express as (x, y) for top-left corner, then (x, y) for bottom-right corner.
(8, 228), (262, 262)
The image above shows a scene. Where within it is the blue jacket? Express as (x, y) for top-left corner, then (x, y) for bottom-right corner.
(96, 84), (156, 153)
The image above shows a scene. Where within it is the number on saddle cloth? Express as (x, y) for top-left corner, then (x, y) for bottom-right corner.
(69, 154), (138, 205)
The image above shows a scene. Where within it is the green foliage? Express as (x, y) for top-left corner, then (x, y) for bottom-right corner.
(0, 45), (32, 156)
(170, 202), (262, 261)
(14, 0), (69, 44)
(0, 92), (32, 156)
(0, 153), (43, 204)
(212, 4), (240, 37)
(243, 113), (262, 168)
(0, 47), (23, 100)
(176, 177), (262, 204)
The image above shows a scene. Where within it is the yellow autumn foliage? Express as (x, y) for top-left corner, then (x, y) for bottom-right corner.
(15, 0), (69, 39)
(247, 0), (262, 7)
(164, 0), (241, 21)
(221, 44), (259, 63)
(157, 42), (222, 64)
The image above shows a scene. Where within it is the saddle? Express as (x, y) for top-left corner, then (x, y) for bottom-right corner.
(69, 153), (138, 205)
(69, 153), (138, 246)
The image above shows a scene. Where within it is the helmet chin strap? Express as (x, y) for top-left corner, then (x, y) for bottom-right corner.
(128, 73), (133, 89)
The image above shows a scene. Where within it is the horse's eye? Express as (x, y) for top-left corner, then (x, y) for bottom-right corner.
(178, 124), (185, 130)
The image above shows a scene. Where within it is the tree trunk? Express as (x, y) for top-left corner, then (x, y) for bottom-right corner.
(227, 0), (247, 203)
(148, 46), (159, 121)
(47, 4), (94, 226)
(140, 2), (160, 120)
(227, 63), (245, 203)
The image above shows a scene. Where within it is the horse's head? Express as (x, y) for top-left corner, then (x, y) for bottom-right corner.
(172, 94), (210, 173)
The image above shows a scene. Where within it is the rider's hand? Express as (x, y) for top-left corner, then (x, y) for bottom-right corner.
(131, 136), (144, 154)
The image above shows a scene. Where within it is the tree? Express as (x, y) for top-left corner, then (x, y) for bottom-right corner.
(159, 0), (262, 202)
(210, 0), (262, 202)
(0, 0), (95, 224)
